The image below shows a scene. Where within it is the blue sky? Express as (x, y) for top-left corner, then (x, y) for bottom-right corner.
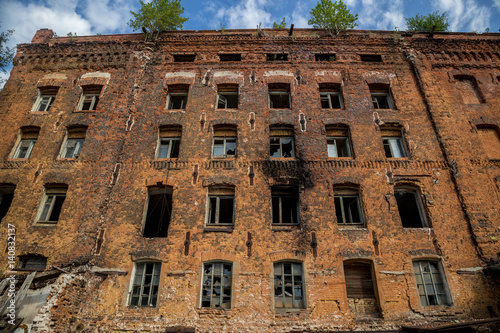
(1, 0), (499, 83)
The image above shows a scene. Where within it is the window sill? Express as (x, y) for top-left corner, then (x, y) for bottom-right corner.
(321, 108), (344, 110)
(155, 157), (179, 161)
(33, 222), (58, 227)
(211, 156), (236, 160)
(204, 226), (234, 233)
(327, 156), (353, 159)
(29, 111), (48, 114)
(73, 109), (96, 113)
(269, 108), (291, 110)
(164, 108), (186, 112)
(58, 157), (80, 161)
(274, 308), (306, 315)
(373, 108), (397, 111)
(215, 108), (238, 111)
(338, 225), (367, 230)
(272, 224), (300, 231)
(12, 268), (45, 272)
(7, 158), (28, 161)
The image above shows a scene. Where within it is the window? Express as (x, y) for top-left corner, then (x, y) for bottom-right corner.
(326, 125), (351, 157)
(33, 86), (58, 111)
(78, 85), (102, 110)
(130, 262), (161, 307)
(217, 84), (239, 109)
(344, 262), (379, 317)
(274, 262), (304, 309)
(207, 187), (235, 225)
(166, 84), (189, 110)
(315, 54), (336, 62)
(320, 83), (343, 109)
(413, 260), (451, 306)
(270, 125), (294, 158)
(370, 84), (394, 109)
(60, 127), (86, 159)
(477, 126), (500, 159)
(454, 75), (483, 104)
(394, 186), (428, 228)
(19, 255), (47, 271)
(36, 185), (67, 224)
(212, 125), (237, 158)
(173, 54), (196, 62)
(219, 54), (241, 62)
(0, 184), (15, 223)
(143, 186), (172, 238)
(268, 83), (291, 109)
(156, 126), (181, 159)
(267, 53), (288, 61)
(201, 262), (232, 309)
(272, 186), (299, 225)
(12, 127), (39, 159)
(360, 54), (382, 62)
(381, 126), (407, 158)
(334, 187), (363, 226)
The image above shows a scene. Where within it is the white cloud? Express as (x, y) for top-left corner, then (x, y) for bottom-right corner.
(82, 0), (133, 34)
(357, 0), (404, 30)
(291, 2), (311, 28)
(207, 0), (273, 29)
(433, 0), (490, 31)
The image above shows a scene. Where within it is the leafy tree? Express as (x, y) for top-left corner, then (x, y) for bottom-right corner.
(405, 11), (449, 32)
(0, 26), (14, 74)
(273, 17), (286, 29)
(128, 0), (188, 40)
(308, 0), (358, 36)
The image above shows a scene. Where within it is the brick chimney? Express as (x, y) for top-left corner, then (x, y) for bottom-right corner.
(31, 29), (54, 43)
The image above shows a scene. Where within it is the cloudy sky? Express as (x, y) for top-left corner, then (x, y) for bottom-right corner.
(1, 0), (499, 83)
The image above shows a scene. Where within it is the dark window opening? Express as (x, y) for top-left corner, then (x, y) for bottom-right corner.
(217, 84), (239, 109)
(167, 85), (189, 110)
(130, 262), (161, 307)
(202, 262), (232, 309)
(381, 126), (407, 158)
(370, 84), (394, 109)
(143, 187), (172, 238)
(334, 188), (363, 226)
(315, 54), (336, 62)
(0, 185), (15, 222)
(269, 83), (291, 109)
(319, 83), (343, 109)
(38, 185), (67, 224)
(219, 54), (241, 62)
(360, 54), (382, 62)
(207, 187), (235, 225)
(19, 255), (47, 271)
(173, 54), (196, 62)
(272, 187), (299, 225)
(79, 85), (102, 110)
(395, 188), (427, 228)
(267, 53), (288, 61)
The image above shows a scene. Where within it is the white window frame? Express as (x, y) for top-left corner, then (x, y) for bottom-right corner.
(270, 136), (295, 158)
(156, 137), (181, 159)
(13, 139), (36, 159)
(217, 92), (238, 109)
(212, 137), (237, 158)
(166, 93), (188, 110)
(34, 94), (56, 112)
(327, 137), (351, 157)
(128, 261), (162, 307)
(61, 138), (84, 159)
(78, 93), (100, 111)
(371, 91), (394, 109)
(320, 91), (343, 109)
(382, 136), (407, 158)
(36, 187), (67, 224)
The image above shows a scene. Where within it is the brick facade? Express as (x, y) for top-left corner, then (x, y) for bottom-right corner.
(0, 28), (499, 332)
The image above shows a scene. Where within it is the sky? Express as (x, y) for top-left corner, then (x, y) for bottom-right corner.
(1, 0), (500, 84)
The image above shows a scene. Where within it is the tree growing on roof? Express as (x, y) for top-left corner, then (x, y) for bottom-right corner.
(308, 0), (358, 36)
(405, 11), (450, 32)
(273, 17), (287, 29)
(128, 0), (188, 40)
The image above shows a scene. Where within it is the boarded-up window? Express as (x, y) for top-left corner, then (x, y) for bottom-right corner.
(344, 262), (379, 317)
(455, 76), (482, 104)
(477, 127), (500, 159)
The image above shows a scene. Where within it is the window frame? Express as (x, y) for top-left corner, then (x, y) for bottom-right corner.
(13, 139), (36, 159)
(129, 261), (162, 307)
(36, 186), (67, 225)
(206, 187), (235, 226)
(334, 188), (364, 226)
(166, 85), (189, 110)
(412, 260), (451, 307)
(382, 137), (407, 158)
(157, 137), (181, 159)
(18, 255), (47, 271)
(268, 84), (291, 109)
(270, 126), (295, 158)
(320, 91), (343, 109)
(271, 186), (299, 225)
(273, 261), (305, 310)
(394, 186), (429, 228)
(32, 87), (59, 112)
(327, 137), (351, 158)
(212, 137), (237, 158)
(200, 261), (233, 309)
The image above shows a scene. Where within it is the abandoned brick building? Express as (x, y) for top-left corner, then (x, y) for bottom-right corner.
(0, 26), (499, 332)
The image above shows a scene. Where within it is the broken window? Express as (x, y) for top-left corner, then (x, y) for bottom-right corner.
(157, 126), (181, 159)
(315, 54), (336, 62)
(60, 127), (86, 159)
(18, 255), (47, 271)
(143, 186), (172, 238)
(78, 85), (102, 110)
(326, 125), (351, 157)
(207, 186), (235, 225)
(267, 53), (288, 61)
(173, 54), (196, 62)
(268, 83), (291, 109)
(270, 125), (294, 158)
(130, 262), (161, 307)
(212, 125), (237, 158)
(334, 187), (363, 226)
(320, 83), (343, 109)
(381, 126), (407, 158)
(413, 260), (451, 306)
(272, 186), (299, 225)
(454, 75), (483, 104)
(360, 54), (382, 62)
(219, 54), (241, 62)
(12, 127), (39, 159)
(34, 86), (58, 112)
(217, 84), (239, 109)
(0, 184), (15, 223)
(394, 186), (428, 228)
(344, 262), (380, 317)
(166, 84), (189, 110)
(370, 84), (394, 109)
(274, 262), (304, 309)
(477, 126), (500, 160)
(201, 262), (232, 309)
(36, 185), (67, 224)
